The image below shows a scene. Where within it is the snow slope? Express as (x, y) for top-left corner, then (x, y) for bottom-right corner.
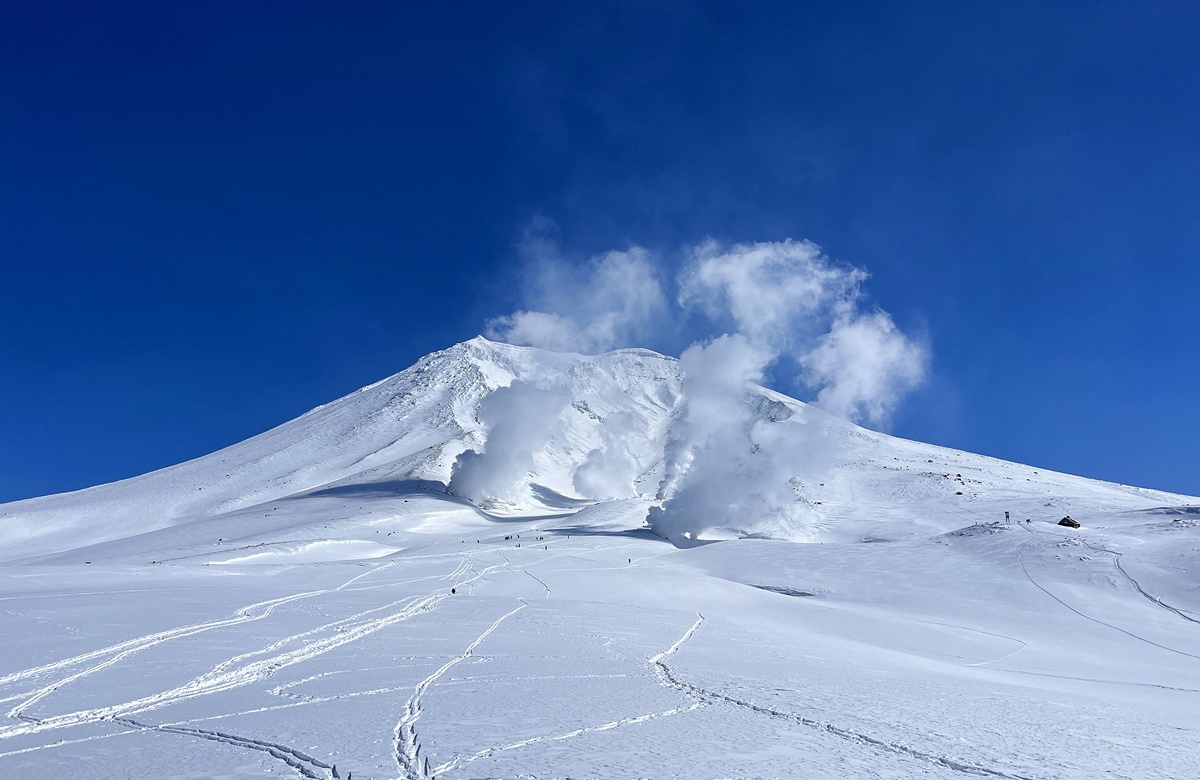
(1, 338), (1198, 778)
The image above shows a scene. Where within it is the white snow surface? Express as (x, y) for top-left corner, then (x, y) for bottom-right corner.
(1, 337), (1198, 779)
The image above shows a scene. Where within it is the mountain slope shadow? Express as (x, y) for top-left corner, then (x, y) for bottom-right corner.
(529, 484), (595, 509)
(546, 524), (665, 541)
(299, 479), (468, 503)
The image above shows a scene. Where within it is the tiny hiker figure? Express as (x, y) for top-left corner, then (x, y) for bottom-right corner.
(451, 587), (456, 595)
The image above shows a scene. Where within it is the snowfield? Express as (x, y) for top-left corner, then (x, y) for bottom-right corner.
(1, 338), (1197, 779)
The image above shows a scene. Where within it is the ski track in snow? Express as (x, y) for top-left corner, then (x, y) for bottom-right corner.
(0, 557), (406, 716)
(1015, 532), (1200, 660)
(649, 616), (1035, 780)
(1110, 554), (1200, 625)
(0, 590), (324, 695)
(1079, 541), (1200, 627)
(985, 666), (1200, 694)
(1021, 522), (1200, 627)
(0, 592), (437, 738)
(431, 702), (706, 776)
(114, 716), (334, 780)
(430, 614), (711, 777)
(335, 559), (399, 591)
(523, 570), (552, 598)
(0, 729), (131, 761)
(430, 612), (1036, 778)
(0, 557), (502, 743)
(393, 603), (526, 780)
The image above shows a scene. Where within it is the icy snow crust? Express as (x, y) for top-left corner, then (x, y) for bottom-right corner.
(1, 337), (1198, 778)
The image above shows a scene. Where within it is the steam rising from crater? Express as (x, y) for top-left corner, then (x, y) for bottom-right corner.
(483, 231), (928, 541)
(448, 381), (569, 505)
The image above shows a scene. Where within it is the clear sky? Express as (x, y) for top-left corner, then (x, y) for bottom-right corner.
(2, 2), (1198, 502)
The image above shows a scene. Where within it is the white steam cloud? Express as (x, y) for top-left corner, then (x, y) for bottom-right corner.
(572, 410), (643, 500)
(676, 239), (926, 422)
(477, 232), (928, 542)
(448, 381), (569, 505)
(651, 240), (915, 541)
(487, 237), (668, 354)
(801, 311), (928, 426)
(649, 333), (823, 541)
(679, 238), (865, 348)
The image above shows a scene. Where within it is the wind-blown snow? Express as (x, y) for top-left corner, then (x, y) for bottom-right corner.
(1, 337), (1197, 779)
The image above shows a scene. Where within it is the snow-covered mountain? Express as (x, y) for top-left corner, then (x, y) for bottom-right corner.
(1, 336), (1187, 562)
(2, 338), (1198, 779)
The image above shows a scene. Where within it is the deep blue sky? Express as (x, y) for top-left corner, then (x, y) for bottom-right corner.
(2, 2), (1198, 502)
